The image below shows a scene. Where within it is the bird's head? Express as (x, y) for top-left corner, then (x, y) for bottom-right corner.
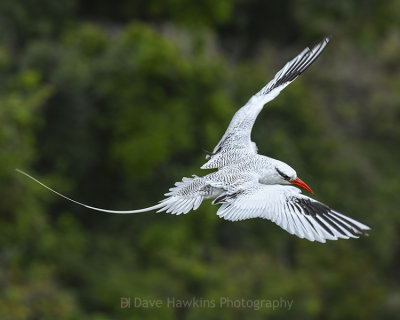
(262, 159), (314, 194)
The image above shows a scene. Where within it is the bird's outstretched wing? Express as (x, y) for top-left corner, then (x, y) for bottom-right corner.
(213, 183), (370, 243)
(202, 37), (330, 170)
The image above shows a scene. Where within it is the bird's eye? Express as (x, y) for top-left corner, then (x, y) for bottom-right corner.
(276, 168), (290, 180)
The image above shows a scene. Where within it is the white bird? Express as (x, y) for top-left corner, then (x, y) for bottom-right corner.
(17, 37), (371, 243)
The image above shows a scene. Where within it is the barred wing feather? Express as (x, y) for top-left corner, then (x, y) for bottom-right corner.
(202, 38), (330, 170)
(214, 183), (371, 243)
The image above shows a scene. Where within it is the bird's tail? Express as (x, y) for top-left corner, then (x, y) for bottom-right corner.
(16, 169), (210, 215)
(15, 169), (164, 214)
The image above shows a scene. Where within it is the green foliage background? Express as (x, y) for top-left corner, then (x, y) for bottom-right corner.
(1, 0), (400, 319)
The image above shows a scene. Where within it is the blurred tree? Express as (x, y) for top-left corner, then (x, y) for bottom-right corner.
(0, 0), (399, 319)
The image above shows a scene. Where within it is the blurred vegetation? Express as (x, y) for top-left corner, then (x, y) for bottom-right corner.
(1, 0), (400, 319)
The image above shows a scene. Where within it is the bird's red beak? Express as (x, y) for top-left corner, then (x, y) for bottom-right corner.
(289, 177), (314, 194)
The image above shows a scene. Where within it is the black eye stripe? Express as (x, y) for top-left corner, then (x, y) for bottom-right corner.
(276, 168), (290, 180)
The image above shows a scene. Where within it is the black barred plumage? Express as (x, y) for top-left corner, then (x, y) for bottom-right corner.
(202, 38), (330, 170)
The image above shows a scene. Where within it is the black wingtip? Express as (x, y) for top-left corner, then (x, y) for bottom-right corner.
(264, 37), (331, 92)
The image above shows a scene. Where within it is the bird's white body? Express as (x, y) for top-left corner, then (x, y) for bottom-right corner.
(17, 37), (371, 243)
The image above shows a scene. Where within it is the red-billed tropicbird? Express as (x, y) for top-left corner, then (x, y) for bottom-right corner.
(17, 37), (371, 242)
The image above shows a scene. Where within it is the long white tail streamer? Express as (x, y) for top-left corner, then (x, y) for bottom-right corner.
(16, 169), (163, 214)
